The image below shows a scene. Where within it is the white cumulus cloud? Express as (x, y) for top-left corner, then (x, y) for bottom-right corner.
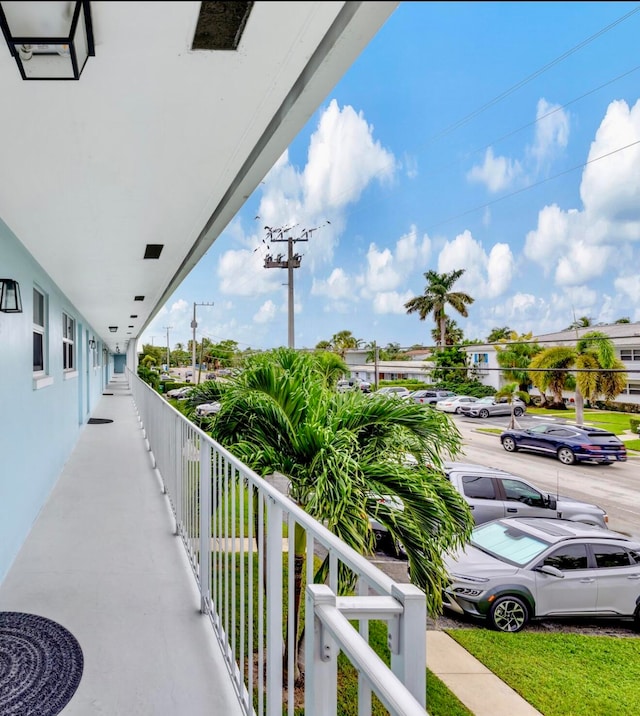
(467, 147), (523, 193)
(437, 230), (514, 299)
(253, 300), (276, 324)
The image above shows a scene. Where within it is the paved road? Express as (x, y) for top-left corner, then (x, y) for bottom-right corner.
(452, 414), (640, 540)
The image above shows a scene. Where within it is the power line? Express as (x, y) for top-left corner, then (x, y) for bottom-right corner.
(425, 138), (640, 231)
(419, 4), (640, 148)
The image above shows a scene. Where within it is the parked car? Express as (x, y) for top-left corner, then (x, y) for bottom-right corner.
(195, 401), (221, 417)
(442, 517), (640, 632)
(500, 423), (628, 465)
(368, 493), (407, 558)
(435, 395), (478, 413)
(442, 461), (608, 528)
(166, 386), (193, 399)
(407, 389), (456, 405)
(460, 396), (526, 419)
(375, 386), (412, 399)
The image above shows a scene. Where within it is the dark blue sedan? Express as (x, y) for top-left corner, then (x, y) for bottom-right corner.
(500, 423), (627, 465)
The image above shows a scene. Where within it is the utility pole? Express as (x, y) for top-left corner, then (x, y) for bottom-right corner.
(191, 302), (214, 384)
(262, 222), (329, 348)
(163, 326), (172, 370)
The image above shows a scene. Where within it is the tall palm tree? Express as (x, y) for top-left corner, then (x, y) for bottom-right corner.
(528, 331), (627, 423)
(189, 348), (473, 679)
(405, 269), (474, 348)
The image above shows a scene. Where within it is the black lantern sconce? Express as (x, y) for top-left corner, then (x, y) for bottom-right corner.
(115, 344), (121, 354)
(0, 278), (22, 313)
(0, 1), (95, 81)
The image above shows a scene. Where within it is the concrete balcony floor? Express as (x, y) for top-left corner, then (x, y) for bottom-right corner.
(0, 375), (243, 716)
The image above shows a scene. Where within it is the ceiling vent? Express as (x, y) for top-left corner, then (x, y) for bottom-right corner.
(192, 1), (253, 51)
(144, 244), (164, 259)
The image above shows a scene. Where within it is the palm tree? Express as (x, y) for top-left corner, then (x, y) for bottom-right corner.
(189, 348), (473, 680)
(566, 316), (593, 331)
(330, 330), (362, 357)
(495, 332), (542, 392)
(405, 269), (474, 348)
(495, 382), (530, 429)
(487, 326), (514, 343)
(430, 317), (464, 346)
(529, 331), (627, 423)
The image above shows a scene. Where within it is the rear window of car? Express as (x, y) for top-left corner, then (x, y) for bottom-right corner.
(471, 521), (551, 566)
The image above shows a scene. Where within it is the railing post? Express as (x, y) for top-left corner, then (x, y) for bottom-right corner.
(266, 497), (283, 716)
(199, 442), (211, 614)
(305, 585), (337, 716)
(390, 583), (426, 708)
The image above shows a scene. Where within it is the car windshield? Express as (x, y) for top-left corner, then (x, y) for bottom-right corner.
(470, 521), (551, 566)
(477, 397), (493, 404)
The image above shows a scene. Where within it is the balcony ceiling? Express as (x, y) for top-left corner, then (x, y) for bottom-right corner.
(0, 1), (397, 353)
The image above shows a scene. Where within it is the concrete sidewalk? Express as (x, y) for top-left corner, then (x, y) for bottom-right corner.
(426, 631), (543, 715)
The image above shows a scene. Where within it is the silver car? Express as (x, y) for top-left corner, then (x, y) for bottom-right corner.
(460, 396), (526, 419)
(443, 517), (640, 632)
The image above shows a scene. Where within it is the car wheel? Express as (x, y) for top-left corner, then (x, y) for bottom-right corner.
(489, 595), (529, 633)
(513, 407), (524, 417)
(454, 407), (461, 414)
(479, 408), (490, 418)
(557, 447), (576, 465)
(502, 436), (518, 452)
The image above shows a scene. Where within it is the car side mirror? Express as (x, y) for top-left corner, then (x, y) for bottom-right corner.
(536, 564), (564, 578)
(546, 495), (557, 510)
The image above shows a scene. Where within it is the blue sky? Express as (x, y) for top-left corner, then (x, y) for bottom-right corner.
(141, 2), (640, 353)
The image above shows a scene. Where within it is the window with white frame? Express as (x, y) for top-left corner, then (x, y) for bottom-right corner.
(620, 349), (640, 361)
(626, 383), (640, 395)
(62, 313), (75, 370)
(33, 288), (46, 373)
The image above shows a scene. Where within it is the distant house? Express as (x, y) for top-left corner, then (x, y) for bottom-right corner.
(343, 349), (434, 385)
(461, 323), (640, 406)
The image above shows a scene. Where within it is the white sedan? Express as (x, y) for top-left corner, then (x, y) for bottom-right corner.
(195, 401), (221, 417)
(435, 395), (478, 413)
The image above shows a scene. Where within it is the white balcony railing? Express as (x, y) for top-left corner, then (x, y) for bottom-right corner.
(129, 371), (428, 716)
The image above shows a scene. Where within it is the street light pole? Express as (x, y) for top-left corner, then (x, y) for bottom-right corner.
(191, 302), (214, 383)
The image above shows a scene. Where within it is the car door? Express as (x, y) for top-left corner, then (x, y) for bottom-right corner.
(590, 542), (640, 615)
(458, 474), (505, 524)
(515, 424), (552, 452)
(497, 477), (556, 519)
(532, 543), (597, 615)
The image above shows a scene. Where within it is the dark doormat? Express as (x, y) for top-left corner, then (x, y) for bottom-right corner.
(102, 392), (114, 395)
(0, 612), (84, 715)
(88, 418), (114, 424)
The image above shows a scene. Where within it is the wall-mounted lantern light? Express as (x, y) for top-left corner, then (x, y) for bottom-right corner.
(88, 337), (96, 349)
(115, 345), (121, 354)
(0, 1), (95, 81)
(0, 278), (22, 313)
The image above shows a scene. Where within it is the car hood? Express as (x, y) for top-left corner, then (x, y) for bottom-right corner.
(555, 494), (603, 513)
(444, 544), (520, 578)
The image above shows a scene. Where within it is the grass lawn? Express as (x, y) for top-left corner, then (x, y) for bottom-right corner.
(448, 629), (640, 716)
(526, 407), (636, 435)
